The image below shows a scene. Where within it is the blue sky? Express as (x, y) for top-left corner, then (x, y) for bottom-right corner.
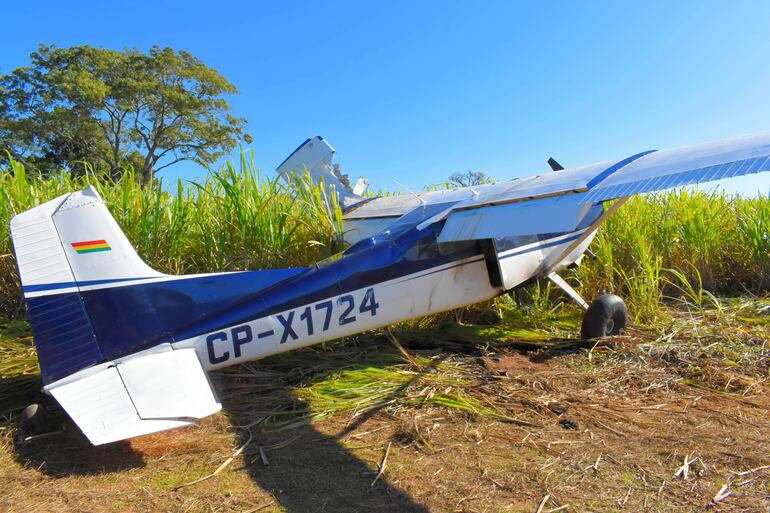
(4, 1), (770, 193)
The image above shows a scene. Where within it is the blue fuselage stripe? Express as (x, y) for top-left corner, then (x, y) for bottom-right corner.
(396, 232), (583, 284)
(394, 257), (485, 284)
(23, 277), (151, 293)
(27, 220), (585, 383)
(499, 232), (583, 260)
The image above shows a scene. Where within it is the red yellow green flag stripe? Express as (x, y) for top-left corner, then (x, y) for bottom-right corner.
(71, 239), (111, 254)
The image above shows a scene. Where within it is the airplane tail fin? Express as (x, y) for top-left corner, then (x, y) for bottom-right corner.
(10, 187), (221, 444)
(276, 136), (365, 209)
(10, 186), (165, 383)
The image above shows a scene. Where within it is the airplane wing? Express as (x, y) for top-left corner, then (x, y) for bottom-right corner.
(341, 189), (466, 244)
(423, 132), (770, 243)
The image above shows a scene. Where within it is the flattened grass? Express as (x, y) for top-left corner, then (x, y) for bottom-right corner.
(0, 319), (38, 419)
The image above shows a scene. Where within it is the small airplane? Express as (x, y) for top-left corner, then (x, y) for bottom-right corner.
(10, 132), (770, 444)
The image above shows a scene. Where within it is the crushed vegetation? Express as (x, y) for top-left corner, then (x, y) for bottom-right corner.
(1, 156), (769, 511)
(2, 295), (767, 512)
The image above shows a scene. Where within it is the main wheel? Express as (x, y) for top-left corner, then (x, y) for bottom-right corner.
(581, 294), (628, 339)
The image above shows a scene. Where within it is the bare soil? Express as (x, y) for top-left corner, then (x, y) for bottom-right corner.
(1, 303), (768, 513)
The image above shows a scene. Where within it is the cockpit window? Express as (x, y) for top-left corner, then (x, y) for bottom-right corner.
(404, 238), (440, 261)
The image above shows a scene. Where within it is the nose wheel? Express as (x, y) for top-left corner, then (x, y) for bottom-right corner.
(581, 294), (628, 339)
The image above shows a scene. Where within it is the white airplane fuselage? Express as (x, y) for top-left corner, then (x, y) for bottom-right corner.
(176, 229), (594, 371)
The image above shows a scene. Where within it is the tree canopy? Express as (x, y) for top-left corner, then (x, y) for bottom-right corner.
(448, 170), (493, 187)
(0, 44), (248, 183)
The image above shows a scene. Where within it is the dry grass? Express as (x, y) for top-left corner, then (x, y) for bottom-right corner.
(1, 154), (769, 511)
(1, 298), (768, 513)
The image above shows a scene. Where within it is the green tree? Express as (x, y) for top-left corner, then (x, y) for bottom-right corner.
(448, 170), (493, 187)
(0, 44), (247, 182)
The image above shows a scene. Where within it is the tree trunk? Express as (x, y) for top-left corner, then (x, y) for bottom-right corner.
(141, 161), (153, 185)
(5, 148), (40, 174)
(110, 164), (123, 182)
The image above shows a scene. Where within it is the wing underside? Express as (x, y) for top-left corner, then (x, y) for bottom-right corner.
(430, 132), (770, 243)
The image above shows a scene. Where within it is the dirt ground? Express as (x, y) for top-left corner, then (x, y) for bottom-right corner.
(1, 303), (769, 513)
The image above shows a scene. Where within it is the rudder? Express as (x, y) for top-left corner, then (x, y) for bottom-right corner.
(10, 186), (163, 384)
(10, 187), (222, 444)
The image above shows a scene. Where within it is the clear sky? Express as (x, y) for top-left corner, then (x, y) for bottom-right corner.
(3, 1), (770, 194)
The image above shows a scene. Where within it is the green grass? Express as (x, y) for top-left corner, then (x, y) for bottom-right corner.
(219, 346), (531, 432)
(2, 154), (770, 319)
(572, 189), (770, 320)
(2, 154), (770, 425)
(0, 153), (344, 317)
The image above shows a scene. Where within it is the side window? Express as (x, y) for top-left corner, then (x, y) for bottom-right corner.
(437, 239), (480, 257)
(405, 239), (439, 261)
(494, 235), (539, 253)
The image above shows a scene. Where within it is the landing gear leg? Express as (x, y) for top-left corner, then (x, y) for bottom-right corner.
(545, 272), (628, 339)
(546, 271), (589, 310)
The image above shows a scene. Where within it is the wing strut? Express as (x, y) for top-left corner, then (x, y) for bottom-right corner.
(542, 198), (631, 311)
(547, 272), (588, 310)
(541, 197), (629, 273)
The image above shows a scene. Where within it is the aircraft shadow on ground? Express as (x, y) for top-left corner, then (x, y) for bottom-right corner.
(11, 415), (145, 476)
(216, 346), (442, 513)
(218, 334), (588, 513)
(8, 330), (582, 509)
(9, 342), (435, 511)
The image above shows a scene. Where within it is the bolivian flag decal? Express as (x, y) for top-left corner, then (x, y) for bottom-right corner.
(71, 239), (111, 254)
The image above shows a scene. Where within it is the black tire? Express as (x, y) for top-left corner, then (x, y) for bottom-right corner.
(19, 403), (49, 434)
(581, 294), (628, 339)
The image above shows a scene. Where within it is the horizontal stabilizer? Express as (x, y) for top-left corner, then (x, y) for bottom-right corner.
(46, 347), (221, 445)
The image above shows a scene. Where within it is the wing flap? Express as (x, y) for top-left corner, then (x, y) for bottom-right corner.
(426, 132), (770, 242)
(436, 195), (590, 243)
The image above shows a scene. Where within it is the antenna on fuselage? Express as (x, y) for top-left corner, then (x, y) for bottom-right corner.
(394, 179), (427, 205)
